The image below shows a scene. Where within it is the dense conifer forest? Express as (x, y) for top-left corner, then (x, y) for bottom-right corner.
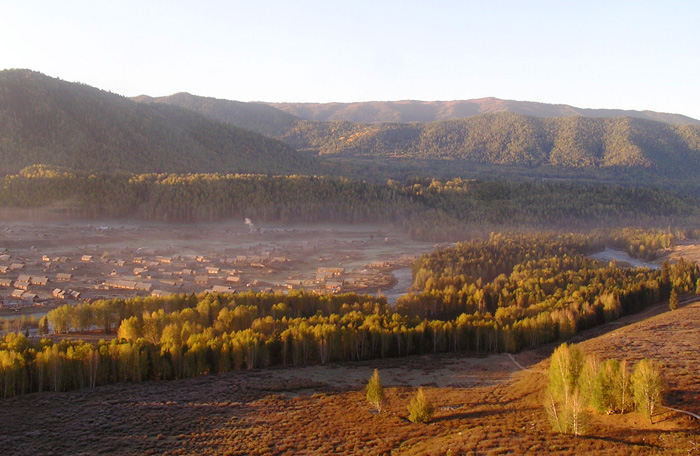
(276, 115), (700, 175)
(1, 167), (698, 241)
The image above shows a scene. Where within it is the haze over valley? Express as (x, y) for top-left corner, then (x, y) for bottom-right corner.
(2, 2), (700, 451)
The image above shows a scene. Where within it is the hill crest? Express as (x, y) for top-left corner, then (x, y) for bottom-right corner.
(266, 98), (700, 125)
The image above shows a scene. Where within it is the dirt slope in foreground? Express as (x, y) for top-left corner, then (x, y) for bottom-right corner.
(0, 304), (698, 455)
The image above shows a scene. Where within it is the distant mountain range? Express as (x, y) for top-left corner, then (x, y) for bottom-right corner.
(138, 92), (700, 176)
(3, 69), (700, 181)
(142, 93), (700, 126)
(0, 70), (315, 174)
(266, 99), (700, 125)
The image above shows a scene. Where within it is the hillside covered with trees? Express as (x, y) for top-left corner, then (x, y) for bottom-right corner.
(133, 92), (300, 138)
(133, 90), (700, 182)
(4, 69), (700, 185)
(278, 114), (700, 176)
(0, 70), (316, 175)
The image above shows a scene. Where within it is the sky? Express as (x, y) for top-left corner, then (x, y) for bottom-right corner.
(2, 0), (700, 119)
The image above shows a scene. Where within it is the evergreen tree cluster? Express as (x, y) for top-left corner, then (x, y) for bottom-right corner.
(1, 169), (697, 241)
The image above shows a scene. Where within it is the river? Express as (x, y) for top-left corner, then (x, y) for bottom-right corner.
(381, 267), (415, 305)
(588, 247), (660, 270)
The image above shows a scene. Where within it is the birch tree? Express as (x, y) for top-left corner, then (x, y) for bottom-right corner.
(631, 359), (664, 424)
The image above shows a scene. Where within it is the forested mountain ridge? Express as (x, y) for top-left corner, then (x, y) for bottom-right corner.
(135, 91), (700, 177)
(266, 98), (700, 125)
(278, 114), (700, 173)
(133, 92), (300, 138)
(0, 70), (316, 174)
(5, 69), (700, 180)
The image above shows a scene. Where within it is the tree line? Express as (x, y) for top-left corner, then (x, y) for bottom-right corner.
(2, 167), (697, 241)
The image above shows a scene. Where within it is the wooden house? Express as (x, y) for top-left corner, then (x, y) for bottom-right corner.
(53, 288), (67, 299)
(31, 276), (49, 286)
(56, 273), (72, 282)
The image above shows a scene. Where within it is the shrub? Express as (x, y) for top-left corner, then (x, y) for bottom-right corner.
(407, 387), (434, 423)
(669, 288), (679, 311)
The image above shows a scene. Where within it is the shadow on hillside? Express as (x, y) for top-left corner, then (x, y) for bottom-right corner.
(581, 433), (663, 450)
(527, 299), (700, 361)
(432, 407), (514, 423)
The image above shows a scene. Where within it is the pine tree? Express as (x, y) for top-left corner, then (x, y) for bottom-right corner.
(660, 261), (671, 298)
(407, 387), (434, 423)
(365, 369), (386, 413)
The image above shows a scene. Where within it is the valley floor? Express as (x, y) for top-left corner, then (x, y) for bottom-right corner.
(0, 221), (436, 325)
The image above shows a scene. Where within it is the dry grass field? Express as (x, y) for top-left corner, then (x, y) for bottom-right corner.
(661, 240), (700, 265)
(0, 301), (698, 455)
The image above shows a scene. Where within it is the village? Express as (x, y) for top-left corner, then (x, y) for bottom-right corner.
(0, 221), (436, 318)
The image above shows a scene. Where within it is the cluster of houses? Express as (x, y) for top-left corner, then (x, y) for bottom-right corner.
(102, 279), (153, 292)
(0, 245), (87, 308)
(52, 288), (81, 300)
(312, 267), (346, 293)
(92, 249), (289, 298)
(285, 265), (395, 295)
(1, 233), (407, 311)
(0, 270), (81, 309)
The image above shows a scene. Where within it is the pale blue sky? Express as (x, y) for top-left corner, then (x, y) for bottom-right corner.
(2, 1), (699, 119)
